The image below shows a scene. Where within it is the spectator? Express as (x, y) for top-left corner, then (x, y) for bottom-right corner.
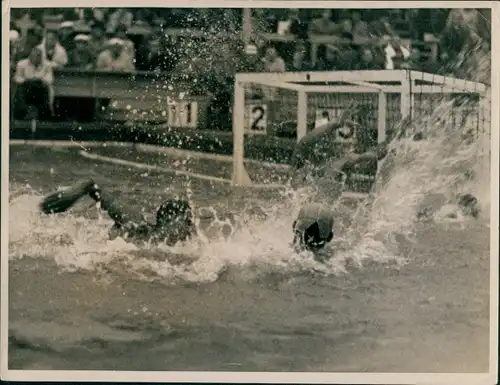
(400, 47), (422, 70)
(353, 46), (382, 70)
(381, 35), (410, 69)
(96, 38), (135, 72)
(336, 41), (359, 70)
(277, 9), (308, 40)
(291, 41), (311, 71)
(12, 9), (37, 42)
(313, 44), (340, 71)
(136, 37), (177, 72)
(68, 34), (93, 69)
(17, 26), (44, 60)
(150, 17), (167, 40)
(81, 8), (107, 24)
(441, 9), (482, 62)
(339, 18), (353, 39)
(87, 21), (107, 61)
(58, 21), (76, 53)
(13, 46), (54, 120)
(107, 8), (134, 34)
(113, 24), (135, 69)
(261, 45), (286, 72)
(309, 9), (338, 35)
(10, 29), (21, 52)
(351, 11), (372, 45)
(10, 29), (21, 73)
(38, 29), (68, 69)
(289, 9), (309, 40)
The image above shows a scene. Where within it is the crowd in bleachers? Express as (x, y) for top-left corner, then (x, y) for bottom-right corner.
(9, 8), (490, 122)
(10, 8), (489, 73)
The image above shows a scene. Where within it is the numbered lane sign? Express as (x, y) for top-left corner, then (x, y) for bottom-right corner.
(245, 104), (268, 134)
(168, 101), (198, 128)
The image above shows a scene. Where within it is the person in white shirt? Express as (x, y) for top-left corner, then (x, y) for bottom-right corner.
(382, 35), (410, 70)
(13, 46), (54, 119)
(114, 25), (136, 70)
(259, 45), (286, 123)
(96, 38), (135, 72)
(261, 45), (286, 73)
(37, 29), (68, 69)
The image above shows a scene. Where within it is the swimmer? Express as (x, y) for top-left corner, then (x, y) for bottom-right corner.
(290, 114), (387, 252)
(40, 178), (196, 246)
(291, 119), (481, 252)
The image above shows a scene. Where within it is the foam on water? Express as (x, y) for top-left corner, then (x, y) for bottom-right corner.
(8, 51), (490, 285)
(8, 106), (487, 284)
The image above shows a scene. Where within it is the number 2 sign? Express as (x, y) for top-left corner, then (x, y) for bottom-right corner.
(245, 104), (267, 134)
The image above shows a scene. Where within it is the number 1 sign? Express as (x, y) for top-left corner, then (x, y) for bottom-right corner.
(245, 104), (268, 134)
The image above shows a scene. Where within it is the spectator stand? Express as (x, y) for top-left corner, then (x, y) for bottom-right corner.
(9, 8), (485, 137)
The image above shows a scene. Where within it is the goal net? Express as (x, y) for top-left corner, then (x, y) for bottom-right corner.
(231, 70), (490, 189)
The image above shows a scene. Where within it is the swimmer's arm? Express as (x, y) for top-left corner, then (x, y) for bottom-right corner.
(341, 143), (389, 168)
(88, 184), (150, 229)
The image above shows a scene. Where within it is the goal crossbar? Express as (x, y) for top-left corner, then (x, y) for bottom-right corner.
(235, 70), (487, 94)
(246, 78), (395, 93)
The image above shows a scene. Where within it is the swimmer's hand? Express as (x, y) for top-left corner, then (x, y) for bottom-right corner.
(87, 182), (102, 202)
(40, 178), (96, 214)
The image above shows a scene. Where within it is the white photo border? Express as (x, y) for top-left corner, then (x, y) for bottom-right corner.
(1, 1), (498, 383)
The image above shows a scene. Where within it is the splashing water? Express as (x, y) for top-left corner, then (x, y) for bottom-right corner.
(9, 49), (490, 287)
(9, 101), (487, 285)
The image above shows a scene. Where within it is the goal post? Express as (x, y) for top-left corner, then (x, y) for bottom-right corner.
(231, 70), (490, 187)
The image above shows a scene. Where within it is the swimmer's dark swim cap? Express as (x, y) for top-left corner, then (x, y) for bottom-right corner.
(293, 204), (334, 250)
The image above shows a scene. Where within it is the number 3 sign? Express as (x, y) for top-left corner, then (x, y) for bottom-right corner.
(245, 104), (268, 134)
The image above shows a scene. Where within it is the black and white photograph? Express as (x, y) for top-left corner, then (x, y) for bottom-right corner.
(1, 2), (498, 383)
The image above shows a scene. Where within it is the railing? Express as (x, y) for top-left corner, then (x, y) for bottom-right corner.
(51, 69), (211, 127)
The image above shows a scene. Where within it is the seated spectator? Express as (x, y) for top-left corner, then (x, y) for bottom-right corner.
(13, 46), (54, 120)
(338, 18), (353, 39)
(87, 21), (107, 61)
(261, 45), (286, 72)
(113, 25), (135, 69)
(58, 21), (76, 53)
(37, 29), (68, 69)
(309, 9), (338, 35)
(351, 11), (371, 45)
(10, 29), (21, 71)
(68, 34), (93, 69)
(135, 37), (178, 73)
(291, 41), (311, 71)
(339, 43), (360, 70)
(289, 9), (309, 40)
(384, 36), (410, 69)
(107, 8), (134, 34)
(313, 44), (340, 71)
(277, 9), (308, 40)
(12, 9), (37, 41)
(400, 47), (422, 70)
(81, 8), (107, 24)
(96, 38), (135, 72)
(353, 46), (382, 70)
